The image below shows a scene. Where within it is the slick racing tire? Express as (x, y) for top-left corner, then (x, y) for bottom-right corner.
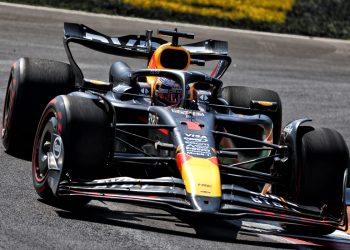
(32, 95), (112, 205)
(2, 58), (74, 159)
(220, 86), (282, 144)
(284, 128), (349, 236)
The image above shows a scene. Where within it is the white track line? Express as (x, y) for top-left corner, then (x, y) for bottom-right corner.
(1, 1), (350, 44)
(241, 221), (350, 248)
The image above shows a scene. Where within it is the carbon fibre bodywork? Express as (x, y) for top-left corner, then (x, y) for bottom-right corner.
(52, 90), (346, 230)
(55, 23), (349, 231)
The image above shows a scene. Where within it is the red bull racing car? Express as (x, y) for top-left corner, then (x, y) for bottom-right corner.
(2, 23), (349, 236)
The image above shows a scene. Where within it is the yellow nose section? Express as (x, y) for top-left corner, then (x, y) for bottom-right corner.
(177, 154), (221, 197)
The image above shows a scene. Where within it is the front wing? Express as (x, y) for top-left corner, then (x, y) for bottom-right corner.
(58, 175), (347, 231)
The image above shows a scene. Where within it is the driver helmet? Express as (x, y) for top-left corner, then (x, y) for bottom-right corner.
(153, 77), (189, 106)
(147, 43), (191, 106)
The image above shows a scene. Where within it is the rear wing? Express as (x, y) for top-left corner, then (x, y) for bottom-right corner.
(63, 23), (231, 86)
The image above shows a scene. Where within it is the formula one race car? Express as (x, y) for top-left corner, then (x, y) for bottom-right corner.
(2, 23), (349, 236)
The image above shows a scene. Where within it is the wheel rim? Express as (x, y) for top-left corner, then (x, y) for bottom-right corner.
(2, 75), (15, 138)
(33, 113), (64, 183)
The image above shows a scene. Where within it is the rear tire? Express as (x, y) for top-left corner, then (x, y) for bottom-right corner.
(2, 58), (74, 159)
(220, 86), (282, 144)
(32, 95), (112, 206)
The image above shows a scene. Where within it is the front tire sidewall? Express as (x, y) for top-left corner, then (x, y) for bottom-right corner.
(32, 105), (64, 200)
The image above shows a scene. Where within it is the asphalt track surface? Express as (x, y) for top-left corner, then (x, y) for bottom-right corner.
(0, 3), (350, 250)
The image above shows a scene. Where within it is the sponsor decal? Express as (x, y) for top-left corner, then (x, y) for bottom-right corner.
(53, 136), (63, 159)
(199, 95), (209, 101)
(250, 193), (299, 211)
(198, 183), (212, 188)
(171, 108), (204, 117)
(111, 37), (121, 45)
(141, 88), (150, 95)
(184, 133), (211, 157)
(85, 32), (109, 43)
(251, 195), (284, 208)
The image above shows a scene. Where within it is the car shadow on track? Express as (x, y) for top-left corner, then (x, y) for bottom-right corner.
(3, 150), (32, 161)
(38, 199), (307, 249)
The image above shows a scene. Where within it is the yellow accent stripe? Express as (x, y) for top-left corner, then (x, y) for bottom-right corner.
(88, 79), (109, 85)
(181, 157), (221, 197)
(257, 101), (274, 107)
(122, 0), (295, 23)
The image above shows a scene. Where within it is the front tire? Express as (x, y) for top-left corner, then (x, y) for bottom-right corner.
(298, 128), (348, 216)
(284, 127), (349, 236)
(32, 95), (112, 206)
